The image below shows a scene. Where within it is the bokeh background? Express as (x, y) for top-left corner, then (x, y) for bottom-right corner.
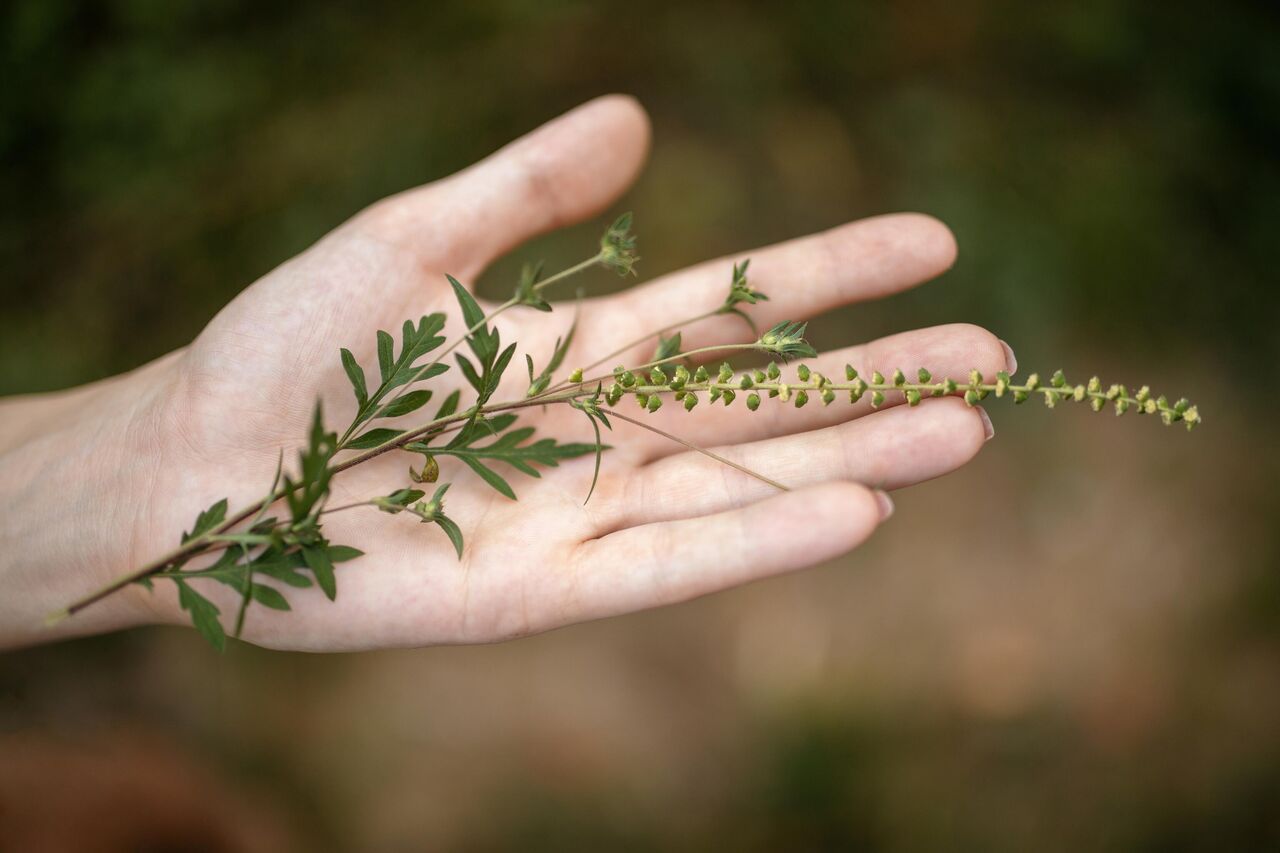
(2, 1), (1278, 850)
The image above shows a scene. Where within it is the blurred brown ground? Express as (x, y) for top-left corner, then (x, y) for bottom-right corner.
(1, 1), (1277, 850)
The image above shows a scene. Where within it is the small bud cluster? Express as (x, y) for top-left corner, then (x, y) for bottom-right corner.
(599, 212), (639, 276)
(603, 361), (1200, 431)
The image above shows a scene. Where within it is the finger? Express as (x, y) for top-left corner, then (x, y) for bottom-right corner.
(356, 95), (651, 277)
(573, 212), (957, 364)
(598, 397), (988, 531)
(566, 481), (887, 623)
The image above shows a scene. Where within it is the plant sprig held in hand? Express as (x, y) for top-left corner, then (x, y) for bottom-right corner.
(49, 214), (1200, 649)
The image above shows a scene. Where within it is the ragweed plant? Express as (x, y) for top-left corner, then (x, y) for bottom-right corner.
(49, 215), (1199, 649)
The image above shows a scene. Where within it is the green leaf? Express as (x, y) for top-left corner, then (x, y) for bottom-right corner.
(436, 515), (465, 559)
(652, 332), (683, 379)
(256, 563), (313, 588)
(583, 411), (607, 504)
(436, 429), (599, 475)
(435, 389), (461, 419)
(285, 404), (337, 523)
(302, 545), (336, 601)
(513, 261), (552, 311)
(456, 353), (484, 394)
(183, 498), (228, 544)
(378, 488), (425, 511)
(175, 579), (226, 652)
(386, 316), (448, 391)
(380, 389), (432, 418)
(448, 274), (498, 362)
(340, 348), (368, 408)
(459, 457), (516, 500)
(345, 428), (405, 450)
(526, 318), (578, 396)
(377, 330), (394, 383)
(327, 545), (364, 563)
(351, 317), (449, 435)
(251, 584), (291, 611)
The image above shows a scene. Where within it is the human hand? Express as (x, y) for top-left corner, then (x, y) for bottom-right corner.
(0, 95), (1010, 650)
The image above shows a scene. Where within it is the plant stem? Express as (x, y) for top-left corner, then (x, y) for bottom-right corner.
(53, 365), (1184, 622)
(601, 407), (790, 492)
(579, 308), (723, 375)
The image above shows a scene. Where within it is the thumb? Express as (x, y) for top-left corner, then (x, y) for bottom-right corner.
(357, 94), (651, 279)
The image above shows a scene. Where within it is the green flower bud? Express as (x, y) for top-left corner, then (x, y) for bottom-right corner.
(1087, 376), (1101, 393)
(569, 368), (584, 383)
(821, 389), (836, 406)
(1105, 384), (1121, 401)
(871, 390), (885, 408)
(718, 363), (734, 382)
(1143, 399), (1158, 415)
(739, 374), (753, 389)
(1090, 396), (1105, 412)
(1025, 373), (1041, 391)
(1051, 370), (1067, 388)
(650, 366), (668, 384)
(1073, 385), (1087, 402)
(767, 362), (781, 380)
(969, 369), (983, 387)
(709, 387), (722, 403)
(694, 365), (710, 383)
(797, 364), (811, 381)
(1114, 398), (1130, 415)
(753, 369), (767, 383)
(1135, 385), (1151, 403)
(1013, 390), (1029, 404)
(684, 393), (698, 411)
(606, 383), (623, 406)
(917, 368), (932, 383)
(778, 383), (791, 402)
(892, 368), (906, 387)
(906, 389), (922, 407)
(845, 364), (858, 381)
(747, 392), (761, 411)
(635, 393), (649, 408)
(794, 390), (808, 408)
(871, 371), (885, 385)
(619, 370), (636, 388)
(646, 395), (663, 413)
(850, 378), (868, 402)
(722, 389), (736, 406)
(942, 378), (958, 394)
(963, 389), (980, 407)
(1182, 405), (1200, 427)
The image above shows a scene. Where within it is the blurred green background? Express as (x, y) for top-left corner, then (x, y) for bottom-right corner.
(2, 1), (1277, 850)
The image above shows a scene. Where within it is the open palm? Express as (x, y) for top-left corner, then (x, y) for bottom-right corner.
(70, 96), (1011, 651)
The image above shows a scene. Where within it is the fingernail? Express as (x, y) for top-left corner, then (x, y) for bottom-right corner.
(874, 489), (895, 520)
(999, 339), (1018, 375)
(977, 406), (995, 441)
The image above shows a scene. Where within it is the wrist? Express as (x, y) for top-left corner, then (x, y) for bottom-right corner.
(0, 355), (182, 648)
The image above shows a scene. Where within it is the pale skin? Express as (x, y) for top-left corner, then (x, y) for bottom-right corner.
(0, 95), (1012, 652)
